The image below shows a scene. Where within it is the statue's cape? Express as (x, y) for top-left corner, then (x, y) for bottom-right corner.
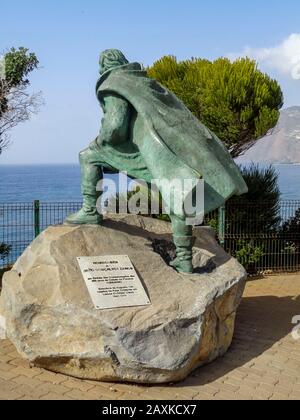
(96, 63), (248, 214)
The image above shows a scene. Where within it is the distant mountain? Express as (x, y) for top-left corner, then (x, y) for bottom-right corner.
(237, 107), (300, 165)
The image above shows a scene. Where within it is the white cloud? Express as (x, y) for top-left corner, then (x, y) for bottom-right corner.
(229, 34), (300, 80)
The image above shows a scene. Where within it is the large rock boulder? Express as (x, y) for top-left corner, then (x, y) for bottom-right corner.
(0, 215), (246, 384)
(0, 316), (5, 340)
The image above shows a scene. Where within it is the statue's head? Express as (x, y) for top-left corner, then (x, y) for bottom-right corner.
(99, 49), (129, 75)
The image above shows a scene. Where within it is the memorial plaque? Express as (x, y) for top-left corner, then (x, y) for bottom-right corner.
(77, 255), (151, 310)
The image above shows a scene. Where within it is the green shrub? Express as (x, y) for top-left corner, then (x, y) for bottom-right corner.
(0, 243), (11, 261)
(234, 240), (264, 272)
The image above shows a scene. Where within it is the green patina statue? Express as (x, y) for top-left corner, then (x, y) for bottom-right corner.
(66, 49), (248, 274)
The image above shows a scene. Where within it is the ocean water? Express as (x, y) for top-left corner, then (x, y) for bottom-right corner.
(0, 163), (299, 202)
(275, 164), (300, 200)
(0, 164), (82, 203)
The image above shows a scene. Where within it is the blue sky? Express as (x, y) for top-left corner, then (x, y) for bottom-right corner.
(1, 0), (300, 164)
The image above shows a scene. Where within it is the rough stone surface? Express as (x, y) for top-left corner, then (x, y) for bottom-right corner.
(0, 215), (247, 384)
(0, 315), (6, 339)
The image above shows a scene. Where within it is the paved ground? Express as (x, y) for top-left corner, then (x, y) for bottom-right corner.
(0, 274), (300, 400)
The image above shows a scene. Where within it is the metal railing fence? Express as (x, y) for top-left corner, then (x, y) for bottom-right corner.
(1, 200), (300, 274)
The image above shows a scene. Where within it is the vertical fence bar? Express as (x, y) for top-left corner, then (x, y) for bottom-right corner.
(218, 205), (226, 247)
(34, 200), (40, 238)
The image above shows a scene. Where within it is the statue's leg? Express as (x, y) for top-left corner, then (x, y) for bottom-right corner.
(65, 145), (111, 225)
(169, 215), (194, 274)
(80, 147), (102, 216)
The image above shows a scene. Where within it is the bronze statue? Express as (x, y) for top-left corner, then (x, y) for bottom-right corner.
(66, 49), (248, 273)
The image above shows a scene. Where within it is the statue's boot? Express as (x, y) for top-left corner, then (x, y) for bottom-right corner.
(170, 236), (194, 274)
(65, 195), (103, 226)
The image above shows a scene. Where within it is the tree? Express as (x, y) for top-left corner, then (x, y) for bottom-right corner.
(205, 164), (280, 235)
(148, 56), (283, 157)
(0, 47), (42, 154)
(228, 164), (281, 232)
(227, 164), (282, 273)
(204, 164), (281, 273)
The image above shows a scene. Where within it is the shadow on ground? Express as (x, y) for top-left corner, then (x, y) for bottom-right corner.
(174, 294), (300, 388)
